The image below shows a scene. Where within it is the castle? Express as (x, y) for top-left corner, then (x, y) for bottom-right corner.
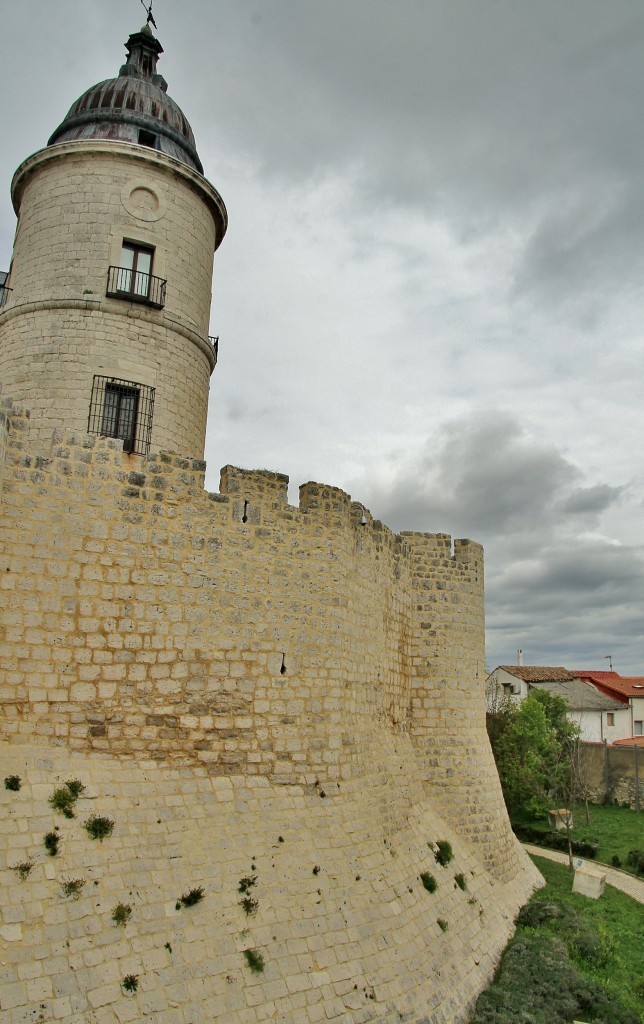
(0, 24), (540, 1024)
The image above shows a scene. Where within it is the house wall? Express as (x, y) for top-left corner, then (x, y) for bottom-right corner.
(631, 696), (644, 735)
(486, 667), (527, 708)
(568, 708), (631, 744)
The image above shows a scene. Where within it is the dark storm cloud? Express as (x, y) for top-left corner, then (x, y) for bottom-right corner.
(371, 413), (581, 538)
(486, 536), (644, 672)
(560, 484), (623, 516)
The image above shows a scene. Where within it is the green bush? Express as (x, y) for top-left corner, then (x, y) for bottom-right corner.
(243, 948), (265, 973)
(176, 886), (204, 909)
(239, 895), (258, 916)
(64, 779), (85, 799)
(43, 831), (60, 856)
(49, 780), (85, 819)
(60, 877), (85, 899)
(420, 872), (437, 893)
(470, 932), (638, 1024)
(433, 840), (453, 867)
(12, 860), (33, 880)
(512, 823), (599, 858)
(112, 903), (132, 926)
(122, 974), (138, 993)
(84, 815), (114, 842)
(454, 872), (467, 891)
(4, 775), (21, 791)
(626, 849), (644, 875)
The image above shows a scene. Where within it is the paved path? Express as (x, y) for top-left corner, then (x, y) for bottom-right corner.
(523, 844), (644, 904)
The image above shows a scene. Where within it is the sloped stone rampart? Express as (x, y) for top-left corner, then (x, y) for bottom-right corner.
(0, 739), (540, 1024)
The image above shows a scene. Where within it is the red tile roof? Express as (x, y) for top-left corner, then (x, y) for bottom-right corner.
(576, 671), (644, 700)
(613, 736), (644, 747)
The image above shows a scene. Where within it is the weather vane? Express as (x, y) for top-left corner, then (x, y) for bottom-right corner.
(140, 0), (158, 30)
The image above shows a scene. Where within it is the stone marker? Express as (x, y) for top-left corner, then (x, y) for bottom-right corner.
(548, 808), (573, 831)
(572, 863), (606, 899)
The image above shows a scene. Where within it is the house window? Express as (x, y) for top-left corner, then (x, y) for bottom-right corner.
(119, 242), (154, 298)
(606, 713), (615, 727)
(106, 242), (166, 308)
(635, 720), (643, 737)
(88, 376), (155, 455)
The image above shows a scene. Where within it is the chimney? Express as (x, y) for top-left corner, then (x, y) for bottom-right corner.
(517, 649), (524, 666)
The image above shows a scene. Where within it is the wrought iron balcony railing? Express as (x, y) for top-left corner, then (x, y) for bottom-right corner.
(0, 284), (11, 309)
(208, 335), (219, 365)
(106, 265), (166, 309)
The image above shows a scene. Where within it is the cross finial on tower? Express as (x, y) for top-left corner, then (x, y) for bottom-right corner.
(140, 0), (157, 30)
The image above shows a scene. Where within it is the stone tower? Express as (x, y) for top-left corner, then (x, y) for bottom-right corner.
(0, 25), (227, 459)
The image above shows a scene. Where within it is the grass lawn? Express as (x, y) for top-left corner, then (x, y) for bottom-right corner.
(512, 803), (643, 872)
(469, 854), (644, 1023)
(534, 856), (644, 1019)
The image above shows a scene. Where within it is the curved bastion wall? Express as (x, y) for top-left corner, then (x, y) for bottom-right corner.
(0, 399), (520, 878)
(0, 398), (543, 1023)
(0, 738), (541, 1024)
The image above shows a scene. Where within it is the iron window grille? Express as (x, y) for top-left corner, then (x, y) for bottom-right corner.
(88, 376), (155, 455)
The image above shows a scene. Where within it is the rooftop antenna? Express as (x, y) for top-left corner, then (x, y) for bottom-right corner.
(604, 654), (613, 671)
(140, 0), (158, 29)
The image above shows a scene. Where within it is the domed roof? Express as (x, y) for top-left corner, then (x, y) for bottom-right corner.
(47, 26), (203, 174)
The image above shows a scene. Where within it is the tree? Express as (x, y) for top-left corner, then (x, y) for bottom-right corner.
(488, 690), (581, 823)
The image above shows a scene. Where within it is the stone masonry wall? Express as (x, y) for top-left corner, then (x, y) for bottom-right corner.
(404, 534), (520, 878)
(0, 407), (544, 1022)
(579, 741), (644, 810)
(0, 414), (422, 783)
(0, 407), (498, 798)
(0, 739), (541, 1024)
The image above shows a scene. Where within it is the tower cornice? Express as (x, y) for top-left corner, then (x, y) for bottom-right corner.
(12, 140), (228, 249)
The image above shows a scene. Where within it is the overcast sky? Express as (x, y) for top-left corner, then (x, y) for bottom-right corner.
(2, 0), (643, 673)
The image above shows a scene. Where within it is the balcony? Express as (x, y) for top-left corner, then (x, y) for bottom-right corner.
(208, 335), (219, 366)
(0, 272), (10, 309)
(106, 265), (166, 309)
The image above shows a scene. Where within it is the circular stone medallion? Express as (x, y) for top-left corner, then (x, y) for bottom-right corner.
(122, 182), (165, 222)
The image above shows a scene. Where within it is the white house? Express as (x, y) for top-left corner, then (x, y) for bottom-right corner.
(486, 665), (631, 743)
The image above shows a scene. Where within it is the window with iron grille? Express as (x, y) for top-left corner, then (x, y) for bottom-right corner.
(88, 376), (155, 455)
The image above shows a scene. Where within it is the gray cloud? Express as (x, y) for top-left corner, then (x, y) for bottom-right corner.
(370, 413), (580, 538)
(358, 413), (641, 671)
(560, 484), (623, 516)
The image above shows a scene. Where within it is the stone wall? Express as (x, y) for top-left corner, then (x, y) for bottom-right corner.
(0, 405), (544, 1022)
(579, 742), (644, 811)
(0, 412), (474, 790)
(0, 739), (540, 1024)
